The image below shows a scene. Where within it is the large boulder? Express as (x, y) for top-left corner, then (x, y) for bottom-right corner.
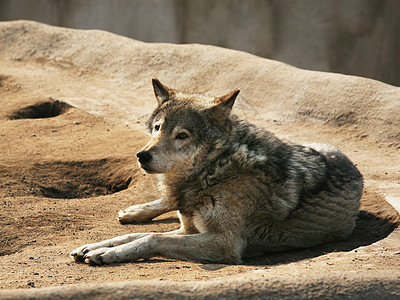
(0, 20), (399, 145)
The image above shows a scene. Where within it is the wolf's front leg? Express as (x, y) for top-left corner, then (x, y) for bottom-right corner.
(118, 198), (176, 224)
(70, 232), (154, 262)
(83, 232), (243, 265)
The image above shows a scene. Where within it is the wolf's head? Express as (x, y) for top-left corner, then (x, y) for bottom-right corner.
(137, 79), (240, 175)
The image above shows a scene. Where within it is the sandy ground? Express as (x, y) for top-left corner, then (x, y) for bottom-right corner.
(0, 21), (399, 298)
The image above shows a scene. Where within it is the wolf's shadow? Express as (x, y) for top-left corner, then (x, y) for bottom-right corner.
(242, 210), (397, 266)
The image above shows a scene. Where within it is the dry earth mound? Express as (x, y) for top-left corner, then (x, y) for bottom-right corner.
(0, 21), (399, 299)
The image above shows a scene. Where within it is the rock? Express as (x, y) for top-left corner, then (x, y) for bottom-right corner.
(0, 20), (399, 145)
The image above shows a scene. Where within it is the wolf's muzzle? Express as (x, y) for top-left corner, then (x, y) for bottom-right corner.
(137, 151), (152, 164)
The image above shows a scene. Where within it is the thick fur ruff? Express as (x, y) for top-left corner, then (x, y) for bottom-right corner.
(71, 79), (363, 265)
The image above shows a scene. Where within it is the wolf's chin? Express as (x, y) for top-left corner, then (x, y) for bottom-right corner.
(141, 167), (158, 174)
(140, 165), (166, 174)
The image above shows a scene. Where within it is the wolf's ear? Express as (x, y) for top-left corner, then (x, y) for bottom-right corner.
(152, 78), (174, 106)
(212, 88), (240, 116)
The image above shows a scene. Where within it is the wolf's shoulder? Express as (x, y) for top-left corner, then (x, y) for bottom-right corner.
(230, 118), (283, 146)
(228, 118), (293, 161)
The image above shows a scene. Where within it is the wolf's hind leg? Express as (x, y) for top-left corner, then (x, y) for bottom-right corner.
(118, 198), (176, 224)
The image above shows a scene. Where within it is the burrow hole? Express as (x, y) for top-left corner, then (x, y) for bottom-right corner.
(9, 98), (71, 120)
(0, 159), (138, 199)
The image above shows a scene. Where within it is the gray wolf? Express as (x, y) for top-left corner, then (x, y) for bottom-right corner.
(71, 79), (363, 265)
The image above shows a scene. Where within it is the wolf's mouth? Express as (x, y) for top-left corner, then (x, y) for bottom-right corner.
(139, 164), (157, 174)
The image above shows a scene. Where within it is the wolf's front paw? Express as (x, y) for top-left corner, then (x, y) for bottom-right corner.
(118, 206), (152, 224)
(83, 248), (115, 265)
(70, 242), (105, 262)
(70, 245), (90, 262)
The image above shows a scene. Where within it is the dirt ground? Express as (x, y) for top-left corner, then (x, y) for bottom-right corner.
(0, 21), (399, 298)
(0, 57), (399, 292)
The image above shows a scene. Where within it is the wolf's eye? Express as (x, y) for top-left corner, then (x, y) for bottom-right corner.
(176, 132), (189, 140)
(154, 124), (160, 131)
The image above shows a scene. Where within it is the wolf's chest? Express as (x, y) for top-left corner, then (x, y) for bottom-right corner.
(176, 192), (214, 216)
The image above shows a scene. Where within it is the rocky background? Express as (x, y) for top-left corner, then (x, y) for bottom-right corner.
(1, 0), (399, 86)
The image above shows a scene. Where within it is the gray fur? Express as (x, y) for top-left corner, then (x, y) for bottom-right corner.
(71, 79), (363, 265)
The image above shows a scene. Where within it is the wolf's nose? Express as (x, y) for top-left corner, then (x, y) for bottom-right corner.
(137, 151), (152, 164)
